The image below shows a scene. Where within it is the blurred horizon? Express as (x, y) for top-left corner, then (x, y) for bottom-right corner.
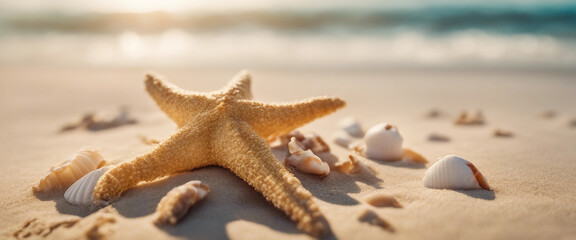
(1, 0), (575, 70)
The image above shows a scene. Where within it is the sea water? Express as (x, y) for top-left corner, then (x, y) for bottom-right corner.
(0, 0), (574, 69)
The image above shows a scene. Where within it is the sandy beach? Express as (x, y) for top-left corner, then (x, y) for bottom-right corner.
(1, 66), (575, 239)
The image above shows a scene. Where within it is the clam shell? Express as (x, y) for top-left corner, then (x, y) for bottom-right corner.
(64, 166), (111, 205)
(34, 147), (108, 192)
(155, 180), (210, 225)
(286, 137), (330, 177)
(363, 123), (403, 161)
(423, 155), (490, 190)
(339, 117), (364, 138)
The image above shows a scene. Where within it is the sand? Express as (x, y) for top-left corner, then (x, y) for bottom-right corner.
(1, 66), (576, 240)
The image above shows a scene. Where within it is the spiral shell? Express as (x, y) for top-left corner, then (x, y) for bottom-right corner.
(423, 155), (490, 190)
(64, 166), (111, 205)
(286, 137), (330, 177)
(34, 147), (108, 192)
(363, 123), (403, 161)
(155, 180), (210, 225)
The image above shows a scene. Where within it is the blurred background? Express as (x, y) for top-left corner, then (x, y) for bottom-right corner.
(0, 0), (575, 70)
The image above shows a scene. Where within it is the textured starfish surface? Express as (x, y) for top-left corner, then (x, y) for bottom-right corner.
(93, 71), (346, 236)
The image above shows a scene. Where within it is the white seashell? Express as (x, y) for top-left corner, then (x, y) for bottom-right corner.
(333, 131), (354, 149)
(423, 155), (491, 190)
(286, 137), (330, 177)
(64, 166), (111, 205)
(155, 180), (210, 225)
(339, 117), (364, 138)
(363, 123), (403, 161)
(34, 147), (108, 192)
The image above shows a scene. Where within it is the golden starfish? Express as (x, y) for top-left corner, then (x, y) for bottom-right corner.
(93, 71), (346, 236)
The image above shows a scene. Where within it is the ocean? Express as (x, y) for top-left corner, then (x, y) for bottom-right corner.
(0, 0), (575, 70)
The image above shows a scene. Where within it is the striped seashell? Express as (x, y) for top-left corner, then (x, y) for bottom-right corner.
(64, 166), (111, 205)
(423, 155), (490, 190)
(155, 180), (210, 225)
(34, 147), (108, 192)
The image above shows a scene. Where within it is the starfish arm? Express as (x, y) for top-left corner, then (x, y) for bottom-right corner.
(93, 122), (213, 202)
(213, 119), (327, 237)
(234, 97), (346, 139)
(145, 73), (216, 127)
(219, 70), (253, 100)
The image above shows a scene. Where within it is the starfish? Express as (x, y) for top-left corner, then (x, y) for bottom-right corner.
(93, 71), (345, 236)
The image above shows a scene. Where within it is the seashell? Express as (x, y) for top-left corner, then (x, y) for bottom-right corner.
(339, 117), (364, 138)
(64, 166), (111, 205)
(364, 193), (402, 208)
(455, 110), (485, 125)
(286, 137), (330, 177)
(34, 147), (108, 192)
(357, 209), (394, 231)
(155, 180), (210, 225)
(493, 129), (513, 137)
(540, 110), (556, 119)
(423, 155), (490, 190)
(363, 123), (403, 161)
(571, 119), (576, 127)
(426, 109), (442, 118)
(428, 133), (450, 142)
(402, 148), (428, 164)
(335, 154), (364, 174)
(333, 131), (354, 149)
(300, 133), (330, 153)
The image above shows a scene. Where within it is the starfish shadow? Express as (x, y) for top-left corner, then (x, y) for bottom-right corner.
(271, 147), (383, 206)
(112, 167), (307, 240)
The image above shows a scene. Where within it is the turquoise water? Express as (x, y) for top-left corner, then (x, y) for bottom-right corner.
(0, 1), (575, 69)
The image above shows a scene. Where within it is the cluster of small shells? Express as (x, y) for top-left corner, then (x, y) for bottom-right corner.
(271, 130), (330, 154)
(155, 180), (210, 225)
(34, 147), (108, 193)
(454, 110), (485, 125)
(285, 137), (330, 177)
(60, 107), (137, 132)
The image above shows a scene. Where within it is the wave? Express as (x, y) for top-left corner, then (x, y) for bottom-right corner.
(1, 4), (575, 38)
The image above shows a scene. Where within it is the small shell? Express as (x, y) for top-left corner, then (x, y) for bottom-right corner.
(428, 133), (450, 142)
(34, 147), (108, 192)
(493, 129), (513, 137)
(357, 209), (394, 231)
(300, 133), (330, 153)
(286, 137), (330, 177)
(364, 193), (403, 208)
(333, 131), (354, 149)
(64, 166), (111, 205)
(455, 110), (485, 125)
(335, 155), (363, 174)
(426, 109), (442, 118)
(363, 123), (403, 161)
(540, 110), (556, 119)
(155, 180), (210, 225)
(339, 117), (364, 138)
(423, 155), (490, 190)
(402, 148), (428, 164)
